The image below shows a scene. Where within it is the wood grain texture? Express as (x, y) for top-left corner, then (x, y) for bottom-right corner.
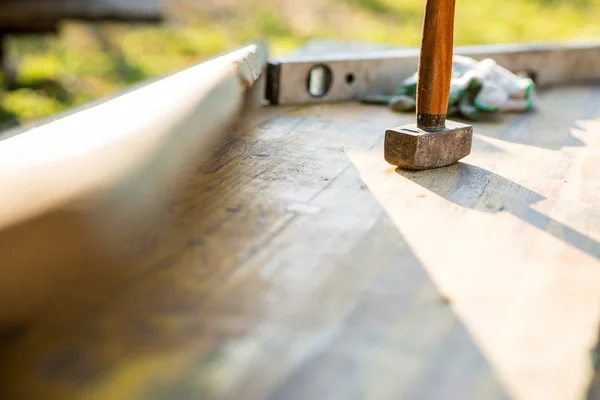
(416, 0), (455, 127)
(0, 42), (267, 323)
(0, 84), (599, 400)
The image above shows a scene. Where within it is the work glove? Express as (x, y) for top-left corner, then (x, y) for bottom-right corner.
(362, 55), (537, 121)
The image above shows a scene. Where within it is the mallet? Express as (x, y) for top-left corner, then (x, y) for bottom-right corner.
(384, 0), (473, 170)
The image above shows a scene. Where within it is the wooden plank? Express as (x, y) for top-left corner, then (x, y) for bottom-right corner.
(0, 83), (599, 399)
(268, 40), (600, 105)
(0, 101), (505, 400)
(2, 38), (600, 400)
(0, 42), (266, 232)
(347, 86), (600, 400)
(0, 42), (267, 323)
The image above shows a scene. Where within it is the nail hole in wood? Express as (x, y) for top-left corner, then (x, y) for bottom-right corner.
(345, 73), (355, 85)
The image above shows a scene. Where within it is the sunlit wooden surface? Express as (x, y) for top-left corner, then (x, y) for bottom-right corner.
(1, 83), (599, 400)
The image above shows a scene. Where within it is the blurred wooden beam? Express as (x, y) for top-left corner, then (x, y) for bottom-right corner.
(0, 42), (267, 323)
(0, 41), (267, 232)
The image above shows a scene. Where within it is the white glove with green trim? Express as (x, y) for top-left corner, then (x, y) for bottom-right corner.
(362, 55), (537, 121)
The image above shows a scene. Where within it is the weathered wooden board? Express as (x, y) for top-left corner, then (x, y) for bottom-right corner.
(0, 42), (267, 323)
(1, 83), (599, 399)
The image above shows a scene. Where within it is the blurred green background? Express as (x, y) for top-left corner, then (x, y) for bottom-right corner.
(1, 0), (600, 130)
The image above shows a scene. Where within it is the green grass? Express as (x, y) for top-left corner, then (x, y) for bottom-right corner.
(2, 0), (600, 127)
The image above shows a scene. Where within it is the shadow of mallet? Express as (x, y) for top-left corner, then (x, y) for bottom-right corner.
(385, 0), (473, 170)
(399, 163), (600, 258)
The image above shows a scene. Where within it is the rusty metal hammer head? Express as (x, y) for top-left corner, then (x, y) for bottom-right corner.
(384, 121), (472, 170)
(384, 0), (473, 170)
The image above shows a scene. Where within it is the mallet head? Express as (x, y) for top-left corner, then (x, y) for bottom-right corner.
(384, 120), (472, 170)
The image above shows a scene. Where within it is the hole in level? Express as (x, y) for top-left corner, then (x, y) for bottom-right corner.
(307, 64), (332, 98)
(345, 73), (355, 85)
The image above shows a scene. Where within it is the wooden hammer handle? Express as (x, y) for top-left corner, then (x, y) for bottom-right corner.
(416, 0), (456, 131)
